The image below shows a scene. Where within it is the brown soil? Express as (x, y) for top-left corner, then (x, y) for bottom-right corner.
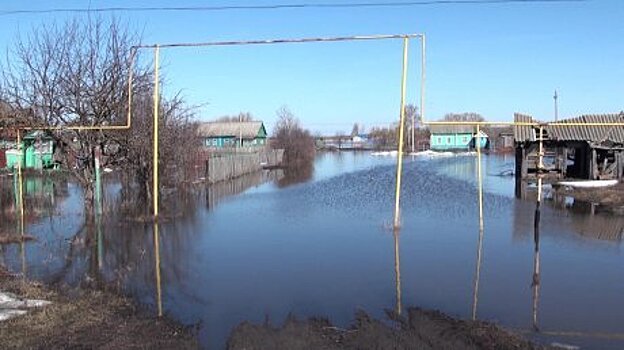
(0, 276), (198, 349)
(227, 309), (549, 350)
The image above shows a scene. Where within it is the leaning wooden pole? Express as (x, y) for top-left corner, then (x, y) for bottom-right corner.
(393, 37), (409, 229)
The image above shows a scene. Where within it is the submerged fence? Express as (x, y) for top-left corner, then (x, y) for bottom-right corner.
(205, 148), (283, 184)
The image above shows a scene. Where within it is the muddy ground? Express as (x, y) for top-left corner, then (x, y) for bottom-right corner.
(0, 272), (198, 349)
(227, 309), (549, 350)
(557, 182), (624, 211)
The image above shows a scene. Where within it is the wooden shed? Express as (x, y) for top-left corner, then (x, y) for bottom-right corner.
(514, 112), (624, 195)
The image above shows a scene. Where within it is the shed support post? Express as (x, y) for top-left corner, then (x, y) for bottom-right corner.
(591, 149), (598, 180)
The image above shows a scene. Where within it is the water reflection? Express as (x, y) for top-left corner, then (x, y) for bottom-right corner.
(471, 151), (486, 321)
(277, 163), (314, 188)
(532, 180), (542, 332)
(393, 228), (401, 316)
(153, 222), (163, 317)
(206, 170), (283, 210)
(471, 223), (484, 321)
(5, 154), (624, 349)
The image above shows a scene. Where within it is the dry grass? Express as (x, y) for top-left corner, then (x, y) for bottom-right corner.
(0, 277), (198, 349)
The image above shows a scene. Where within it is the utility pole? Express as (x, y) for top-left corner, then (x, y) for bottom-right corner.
(553, 90), (558, 122)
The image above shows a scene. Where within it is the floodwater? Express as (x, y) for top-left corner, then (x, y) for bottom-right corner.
(2, 152), (624, 349)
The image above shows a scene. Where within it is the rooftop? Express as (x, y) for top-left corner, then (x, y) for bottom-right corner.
(514, 112), (624, 144)
(197, 121), (265, 139)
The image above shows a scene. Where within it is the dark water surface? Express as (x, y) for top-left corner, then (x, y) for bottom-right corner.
(2, 152), (624, 349)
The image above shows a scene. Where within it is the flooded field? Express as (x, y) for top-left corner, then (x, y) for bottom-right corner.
(2, 152), (624, 349)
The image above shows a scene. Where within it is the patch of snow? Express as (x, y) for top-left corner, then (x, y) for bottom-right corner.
(557, 180), (618, 188)
(0, 309), (27, 322)
(0, 291), (51, 322)
(408, 150), (477, 158)
(371, 151), (398, 156)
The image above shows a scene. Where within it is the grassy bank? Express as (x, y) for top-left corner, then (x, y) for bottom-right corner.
(0, 273), (198, 349)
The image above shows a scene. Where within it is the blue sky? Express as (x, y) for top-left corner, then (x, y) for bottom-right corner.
(0, 0), (622, 134)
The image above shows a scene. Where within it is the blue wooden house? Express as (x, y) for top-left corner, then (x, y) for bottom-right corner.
(198, 121), (267, 148)
(429, 125), (488, 151)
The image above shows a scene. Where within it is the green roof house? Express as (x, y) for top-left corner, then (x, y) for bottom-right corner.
(198, 121), (267, 148)
(429, 125), (488, 151)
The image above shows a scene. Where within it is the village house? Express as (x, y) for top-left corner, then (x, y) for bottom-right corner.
(198, 121), (267, 148)
(429, 125), (488, 151)
(4, 130), (55, 170)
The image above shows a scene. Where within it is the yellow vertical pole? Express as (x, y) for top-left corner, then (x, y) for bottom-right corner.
(393, 37), (409, 229)
(153, 222), (163, 317)
(419, 34), (426, 126)
(476, 125), (484, 229)
(153, 45), (160, 219)
(472, 125), (485, 320)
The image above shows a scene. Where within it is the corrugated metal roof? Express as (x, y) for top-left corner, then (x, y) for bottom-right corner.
(428, 124), (476, 134)
(514, 112), (624, 144)
(550, 114), (624, 143)
(197, 121), (265, 139)
(513, 113), (535, 142)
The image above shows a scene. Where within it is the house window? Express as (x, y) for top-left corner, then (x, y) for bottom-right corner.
(437, 137), (442, 144)
(447, 137), (452, 144)
(462, 136), (468, 143)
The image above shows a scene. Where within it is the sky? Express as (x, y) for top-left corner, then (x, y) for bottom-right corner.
(0, 0), (622, 135)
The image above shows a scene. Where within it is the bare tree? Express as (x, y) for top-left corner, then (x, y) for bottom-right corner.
(351, 123), (359, 137)
(1, 18), (143, 211)
(1, 17), (197, 215)
(215, 112), (254, 122)
(272, 106), (315, 166)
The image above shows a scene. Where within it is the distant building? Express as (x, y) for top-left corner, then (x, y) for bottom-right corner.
(429, 125), (488, 151)
(198, 121), (267, 148)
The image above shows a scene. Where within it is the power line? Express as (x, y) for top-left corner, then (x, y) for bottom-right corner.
(0, 0), (589, 16)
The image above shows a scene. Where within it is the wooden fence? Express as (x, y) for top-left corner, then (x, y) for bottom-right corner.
(205, 148), (283, 184)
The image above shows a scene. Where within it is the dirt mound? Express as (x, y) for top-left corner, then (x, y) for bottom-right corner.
(227, 308), (547, 350)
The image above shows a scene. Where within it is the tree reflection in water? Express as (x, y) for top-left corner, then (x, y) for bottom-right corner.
(276, 161), (314, 188)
